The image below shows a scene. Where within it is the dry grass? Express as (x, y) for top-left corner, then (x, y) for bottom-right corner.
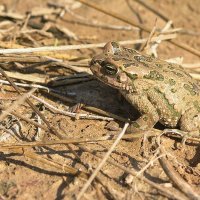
(0, 0), (199, 199)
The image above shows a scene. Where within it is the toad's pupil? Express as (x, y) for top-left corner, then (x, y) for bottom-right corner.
(104, 65), (117, 75)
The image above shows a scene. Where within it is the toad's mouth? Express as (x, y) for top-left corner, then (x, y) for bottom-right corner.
(90, 63), (134, 93)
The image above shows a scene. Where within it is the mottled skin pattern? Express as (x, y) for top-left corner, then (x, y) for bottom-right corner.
(90, 42), (200, 134)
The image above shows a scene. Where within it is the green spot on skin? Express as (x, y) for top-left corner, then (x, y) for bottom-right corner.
(155, 63), (162, 68)
(171, 88), (177, 93)
(193, 101), (200, 112)
(144, 70), (164, 81)
(142, 62), (148, 67)
(169, 79), (176, 86)
(127, 73), (138, 80)
(157, 109), (161, 115)
(145, 56), (154, 62)
(173, 71), (184, 77)
(154, 87), (181, 118)
(143, 116), (148, 121)
(123, 63), (137, 68)
(132, 122), (140, 128)
(111, 42), (119, 48)
(111, 42), (121, 54)
(134, 55), (146, 62)
(143, 106), (149, 113)
(183, 84), (196, 96)
(168, 64), (174, 70)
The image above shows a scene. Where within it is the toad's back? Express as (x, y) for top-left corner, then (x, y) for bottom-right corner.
(90, 41), (200, 134)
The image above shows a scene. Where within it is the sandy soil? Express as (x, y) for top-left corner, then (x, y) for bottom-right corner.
(0, 0), (199, 199)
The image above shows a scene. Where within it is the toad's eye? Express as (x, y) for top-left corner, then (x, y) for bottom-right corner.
(104, 64), (118, 75)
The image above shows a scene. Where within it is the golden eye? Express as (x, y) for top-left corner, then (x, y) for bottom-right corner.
(104, 64), (118, 75)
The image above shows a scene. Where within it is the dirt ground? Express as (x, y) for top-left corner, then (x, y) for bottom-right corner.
(0, 0), (199, 199)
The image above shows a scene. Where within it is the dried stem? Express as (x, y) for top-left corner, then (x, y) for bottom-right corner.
(6, 148), (89, 179)
(4, 70), (48, 84)
(78, 145), (188, 200)
(159, 147), (200, 200)
(0, 67), (53, 133)
(0, 88), (37, 121)
(45, 90), (128, 122)
(75, 0), (200, 57)
(133, 0), (170, 22)
(0, 79), (51, 91)
(0, 67), (81, 161)
(31, 94), (114, 121)
(77, 123), (129, 200)
(0, 130), (147, 150)
(0, 34), (176, 54)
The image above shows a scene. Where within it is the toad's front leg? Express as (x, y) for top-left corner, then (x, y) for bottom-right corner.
(121, 93), (159, 133)
(127, 114), (158, 133)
